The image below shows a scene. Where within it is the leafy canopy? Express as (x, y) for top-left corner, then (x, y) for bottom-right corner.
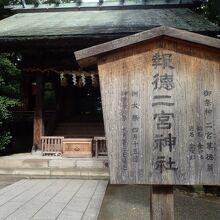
(196, 0), (220, 26)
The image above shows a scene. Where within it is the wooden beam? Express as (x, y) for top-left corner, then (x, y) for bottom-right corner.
(150, 185), (174, 220)
(33, 74), (44, 150)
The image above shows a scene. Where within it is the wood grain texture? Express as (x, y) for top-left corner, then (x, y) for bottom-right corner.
(33, 75), (44, 149)
(62, 139), (92, 158)
(150, 185), (174, 220)
(98, 38), (220, 185)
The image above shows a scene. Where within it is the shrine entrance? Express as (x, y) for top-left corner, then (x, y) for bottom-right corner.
(28, 71), (106, 158)
(59, 74), (103, 123)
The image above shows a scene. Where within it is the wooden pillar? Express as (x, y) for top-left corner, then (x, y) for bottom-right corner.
(33, 74), (44, 150)
(52, 74), (61, 112)
(21, 73), (30, 111)
(150, 185), (174, 220)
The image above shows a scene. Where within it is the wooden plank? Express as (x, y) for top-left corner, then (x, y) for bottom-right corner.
(150, 185), (174, 220)
(94, 137), (107, 157)
(41, 136), (64, 155)
(75, 26), (220, 67)
(98, 38), (220, 185)
(95, 139), (98, 158)
(33, 74), (44, 150)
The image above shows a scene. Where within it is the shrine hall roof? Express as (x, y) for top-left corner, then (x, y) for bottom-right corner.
(0, 8), (219, 42)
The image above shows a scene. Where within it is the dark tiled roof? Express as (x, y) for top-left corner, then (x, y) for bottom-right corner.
(0, 9), (219, 40)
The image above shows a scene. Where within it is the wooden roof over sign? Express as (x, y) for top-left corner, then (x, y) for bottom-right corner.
(75, 26), (220, 67)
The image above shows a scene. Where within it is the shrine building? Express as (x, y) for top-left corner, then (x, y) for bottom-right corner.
(0, 0), (219, 162)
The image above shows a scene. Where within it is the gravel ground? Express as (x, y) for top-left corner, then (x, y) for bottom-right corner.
(174, 192), (220, 220)
(98, 185), (220, 220)
(98, 184), (150, 220)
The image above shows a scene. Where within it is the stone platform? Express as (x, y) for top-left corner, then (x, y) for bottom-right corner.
(0, 153), (109, 179)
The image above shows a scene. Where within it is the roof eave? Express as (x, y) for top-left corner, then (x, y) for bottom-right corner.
(75, 26), (220, 68)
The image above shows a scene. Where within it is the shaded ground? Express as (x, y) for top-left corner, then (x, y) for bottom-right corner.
(98, 185), (220, 220)
(98, 185), (150, 220)
(174, 191), (220, 220)
(0, 175), (23, 190)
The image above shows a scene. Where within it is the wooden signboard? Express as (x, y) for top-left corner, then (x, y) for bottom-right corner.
(75, 27), (220, 185)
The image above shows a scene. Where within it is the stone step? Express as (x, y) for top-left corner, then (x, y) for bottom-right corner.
(0, 158), (108, 169)
(0, 167), (109, 179)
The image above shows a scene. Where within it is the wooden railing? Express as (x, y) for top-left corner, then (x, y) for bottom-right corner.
(41, 136), (107, 157)
(41, 136), (64, 156)
(93, 137), (107, 158)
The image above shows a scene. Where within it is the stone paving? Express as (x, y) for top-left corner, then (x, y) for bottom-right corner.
(0, 179), (108, 220)
(1, 177), (219, 220)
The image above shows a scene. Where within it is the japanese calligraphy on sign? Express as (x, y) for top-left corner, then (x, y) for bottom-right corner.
(188, 90), (217, 173)
(152, 52), (178, 174)
(98, 42), (220, 185)
(120, 91), (128, 177)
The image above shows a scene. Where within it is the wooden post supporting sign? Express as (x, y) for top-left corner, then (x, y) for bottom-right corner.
(150, 186), (174, 220)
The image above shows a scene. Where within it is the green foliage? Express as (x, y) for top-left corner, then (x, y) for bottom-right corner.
(0, 0), (7, 19)
(0, 54), (20, 98)
(0, 97), (18, 150)
(196, 0), (220, 26)
(0, 54), (20, 150)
